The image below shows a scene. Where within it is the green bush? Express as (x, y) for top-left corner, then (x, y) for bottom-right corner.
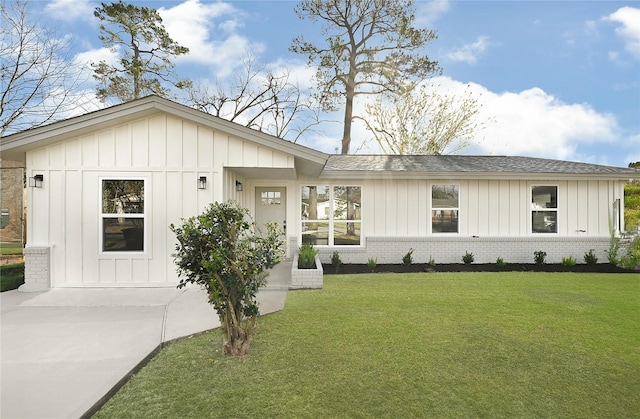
(534, 250), (547, 265)
(562, 256), (577, 267)
(0, 263), (25, 292)
(583, 249), (598, 265)
(169, 201), (285, 356)
(402, 248), (414, 266)
(496, 257), (506, 267)
(298, 243), (319, 269)
(428, 256), (436, 267)
(367, 257), (377, 272)
(331, 251), (342, 271)
(462, 251), (474, 265)
(606, 236), (620, 265)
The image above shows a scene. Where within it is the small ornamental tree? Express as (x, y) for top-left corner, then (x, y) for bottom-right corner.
(170, 202), (285, 356)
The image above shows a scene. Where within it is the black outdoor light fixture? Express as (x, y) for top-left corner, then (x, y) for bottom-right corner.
(235, 180), (243, 192)
(198, 176), (207, 189)
(29, 174), (44, 188)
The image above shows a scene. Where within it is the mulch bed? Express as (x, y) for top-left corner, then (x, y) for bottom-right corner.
(322, 263), (638, 275)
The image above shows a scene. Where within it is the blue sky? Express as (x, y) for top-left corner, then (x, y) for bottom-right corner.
(27, 0), (640, 167)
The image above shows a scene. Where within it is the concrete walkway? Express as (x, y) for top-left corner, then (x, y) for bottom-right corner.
(0, 262), (291, 419)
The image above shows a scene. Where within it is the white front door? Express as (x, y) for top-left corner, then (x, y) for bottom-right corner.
(255, 187), (287, 235)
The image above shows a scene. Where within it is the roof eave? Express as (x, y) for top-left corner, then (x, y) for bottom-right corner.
(319, 170), (640, 181)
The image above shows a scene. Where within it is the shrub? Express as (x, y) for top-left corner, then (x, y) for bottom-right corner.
(0, 262), (25, 292)
(331, 251), (342, 267)
(428, 256), (436, 267)
(562, 256), (577, 267)
(496, 257), (506, 267)
(620, 236), (640, 270)
(534, 250), (547, 265)
(606, 236), (620, 265)
(298, 243), (319, 269)
(170, 201), (285, 356)
(402, 248), (414, 266)
(583, 249), (598, 265)
(367, 257), (377, 272)
(462, 251), (474, 265)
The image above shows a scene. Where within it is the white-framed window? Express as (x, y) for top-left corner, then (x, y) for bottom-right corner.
(431, 184), (459, 233)
(100, 179), (145, 252)
(301, 185), (361, 246)
(531, 185), (558, 234)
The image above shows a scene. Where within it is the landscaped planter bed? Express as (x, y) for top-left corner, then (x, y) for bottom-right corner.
(323, 263), (638, 274)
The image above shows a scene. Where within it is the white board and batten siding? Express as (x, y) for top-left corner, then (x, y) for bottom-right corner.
(26, 113), (294, 287)
(359, 178), (619, 237)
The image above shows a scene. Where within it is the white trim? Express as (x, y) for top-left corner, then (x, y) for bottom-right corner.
(530, 183), (559, 235)
(300, 184), (363, 247)
(98, 176), (150, 257)
(430, 183), (460, 235)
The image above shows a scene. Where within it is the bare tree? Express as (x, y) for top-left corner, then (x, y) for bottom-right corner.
(290, 0), (440, 153)
(363, 82), (493, 155)
(1, 0), (86, 136)
(187, 55), (321, 143)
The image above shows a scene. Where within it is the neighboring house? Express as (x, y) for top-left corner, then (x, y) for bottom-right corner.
(1, 96), (638, 290)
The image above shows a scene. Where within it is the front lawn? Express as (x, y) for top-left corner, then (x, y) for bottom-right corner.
(95, 273), (639, 418)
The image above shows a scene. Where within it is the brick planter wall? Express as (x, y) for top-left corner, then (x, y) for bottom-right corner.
(20, 246), (50, 292)
(291, 254), (323, 289)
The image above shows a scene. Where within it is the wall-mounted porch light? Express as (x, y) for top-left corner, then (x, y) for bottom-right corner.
(198, 176), (207, 190)
(29, 174), (44, 188)
(235, 180), (243, 192)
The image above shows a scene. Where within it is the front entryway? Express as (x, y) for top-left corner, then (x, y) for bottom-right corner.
(255, 187), (287, 234)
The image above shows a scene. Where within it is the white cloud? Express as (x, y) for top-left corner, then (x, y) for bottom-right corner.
(159, 0), (264, 77)
(44, 0), (93, 22)
(446, 36), (492, 64)
(604, 6), (640, 60)
(415, 0), (451, 27)
(466, 81), (620, 161)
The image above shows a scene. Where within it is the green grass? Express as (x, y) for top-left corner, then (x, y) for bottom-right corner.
(95, 273), (640, 418)
(0, 242), (23, 255)
(0, 263), (24, 292)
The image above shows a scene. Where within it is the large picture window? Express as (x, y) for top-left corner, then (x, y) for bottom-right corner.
(531, 185), (557, 233)
(301, 185), (361, 246)
(101, 179), (145, 252)
(432, 184), (459, 233)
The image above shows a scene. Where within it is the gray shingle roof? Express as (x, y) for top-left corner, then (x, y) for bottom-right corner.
(322, 155), (640, 176)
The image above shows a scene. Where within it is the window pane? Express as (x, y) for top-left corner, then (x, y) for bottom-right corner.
(301, 222), (329, 245)
(333, 186), (361, 220)
(532, 211), (557, 233)
(334, 222), (361, 245)
(432, 210), (459, 233)
(102, 180), (144, 214)
(103, 218), (144, 251)
(432, 185), (459, 208)
(301, 186), (330, 220)
(532, 186), (557, 209)
(261, 191), (281, 205)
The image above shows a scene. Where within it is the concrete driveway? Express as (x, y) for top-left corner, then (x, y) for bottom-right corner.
(0, 263), (290, 419)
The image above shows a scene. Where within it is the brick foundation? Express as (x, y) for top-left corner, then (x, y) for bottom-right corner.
(305, 236), (612, 265)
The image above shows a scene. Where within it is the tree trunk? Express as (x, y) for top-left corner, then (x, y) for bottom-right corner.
(341, 55), (357, 154)
(342, 83), (355, 154)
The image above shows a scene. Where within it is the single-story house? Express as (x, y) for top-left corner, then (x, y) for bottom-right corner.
(1, 95), (638, 290)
